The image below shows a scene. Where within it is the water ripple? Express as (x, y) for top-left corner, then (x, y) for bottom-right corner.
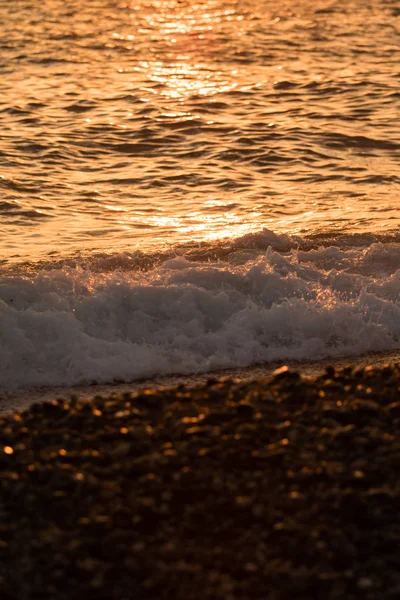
(0, 0), (398, 263)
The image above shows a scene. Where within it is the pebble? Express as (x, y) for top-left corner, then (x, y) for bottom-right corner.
(1, 364), (400, 599)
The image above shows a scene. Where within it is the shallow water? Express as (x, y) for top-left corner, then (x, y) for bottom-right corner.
(0, 0), (399, 395)
(1, 0), (399, 262)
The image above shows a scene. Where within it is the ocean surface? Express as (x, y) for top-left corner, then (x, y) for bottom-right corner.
(0, 0), (399, 394)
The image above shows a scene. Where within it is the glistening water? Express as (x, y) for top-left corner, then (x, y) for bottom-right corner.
(0, 0), (399, 393)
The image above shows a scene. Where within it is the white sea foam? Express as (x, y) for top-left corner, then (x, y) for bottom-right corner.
(1, 234), (400, 391)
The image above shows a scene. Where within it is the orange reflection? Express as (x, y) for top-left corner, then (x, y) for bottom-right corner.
(144, 61), (236, 99)
(2, 0), (398, 264)
(117, 0), (252, 103)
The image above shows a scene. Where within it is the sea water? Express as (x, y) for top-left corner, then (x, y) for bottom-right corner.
(0, 0), (399, 392)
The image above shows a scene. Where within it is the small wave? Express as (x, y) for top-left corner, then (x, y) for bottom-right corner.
(1, 230), (400, 391)
(5, 228), (400, 274)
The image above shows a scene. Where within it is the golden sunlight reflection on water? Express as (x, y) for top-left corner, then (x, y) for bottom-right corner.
(0, 0), (399, 261)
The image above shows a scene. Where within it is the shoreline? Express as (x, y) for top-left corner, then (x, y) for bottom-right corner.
(2, 348), (400, 414)
(1, 362), (400, 598)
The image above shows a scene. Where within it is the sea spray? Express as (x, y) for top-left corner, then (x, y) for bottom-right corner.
(1, 236), (399, 391)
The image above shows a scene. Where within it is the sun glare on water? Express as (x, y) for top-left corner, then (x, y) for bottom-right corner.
(102, 0), (267, 243)
(1, 0), (398, 262)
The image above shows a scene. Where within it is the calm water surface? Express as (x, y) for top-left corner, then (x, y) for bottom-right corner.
(1, 0), (399, 263)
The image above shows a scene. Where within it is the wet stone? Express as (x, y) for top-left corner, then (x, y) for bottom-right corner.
(236, 403), (254, 419)
(201, 411), (234, 426)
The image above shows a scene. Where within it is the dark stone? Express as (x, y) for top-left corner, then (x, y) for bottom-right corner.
(236, 403), (254, 419)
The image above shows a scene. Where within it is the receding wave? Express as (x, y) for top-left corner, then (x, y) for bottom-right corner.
(1, 230), (399, 391)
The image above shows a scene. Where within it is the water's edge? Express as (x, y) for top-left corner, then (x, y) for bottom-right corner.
(2, 348), (399, 415)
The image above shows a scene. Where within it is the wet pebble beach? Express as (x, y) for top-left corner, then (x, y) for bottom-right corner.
(1, 364), (400, 599)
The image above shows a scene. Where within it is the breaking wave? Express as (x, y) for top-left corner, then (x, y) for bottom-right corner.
(1, 230), (400, 391)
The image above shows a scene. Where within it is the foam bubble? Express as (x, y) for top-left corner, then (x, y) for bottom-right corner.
(1, 235), (399, 391)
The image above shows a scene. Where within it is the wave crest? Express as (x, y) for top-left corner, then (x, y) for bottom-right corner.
(1, 233), (400, 390)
